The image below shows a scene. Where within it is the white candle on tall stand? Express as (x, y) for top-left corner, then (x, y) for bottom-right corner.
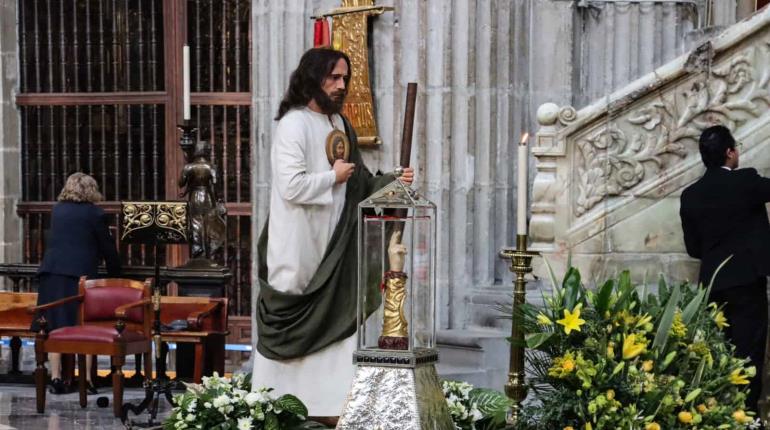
(182, 45), (191, 120)
(517, 133), (529, 235)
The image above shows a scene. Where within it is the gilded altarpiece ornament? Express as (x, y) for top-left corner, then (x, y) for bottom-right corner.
(319, 0), (393, 146)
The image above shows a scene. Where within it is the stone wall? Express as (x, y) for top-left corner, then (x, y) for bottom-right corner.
(0, 0), (21, 264)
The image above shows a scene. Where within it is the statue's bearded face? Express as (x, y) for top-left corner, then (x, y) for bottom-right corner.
(315, 58), (349, 115)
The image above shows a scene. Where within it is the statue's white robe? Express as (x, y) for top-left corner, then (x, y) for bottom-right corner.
(252, 107), (356, 417)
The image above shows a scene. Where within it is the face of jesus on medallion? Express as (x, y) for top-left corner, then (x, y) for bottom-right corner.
(334, 140), (345, 159)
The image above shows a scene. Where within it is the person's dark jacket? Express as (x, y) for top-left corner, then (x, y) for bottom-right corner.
(38, 201), (121, 278)
(680, 167), (770, 290)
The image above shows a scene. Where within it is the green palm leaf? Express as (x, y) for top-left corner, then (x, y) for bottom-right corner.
(652, 284), (680, 352)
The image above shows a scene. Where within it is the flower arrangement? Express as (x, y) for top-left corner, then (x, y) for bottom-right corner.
(442, 380), (511, 430)
(163, 372), (309, 430)
(514, 267), (761, 429)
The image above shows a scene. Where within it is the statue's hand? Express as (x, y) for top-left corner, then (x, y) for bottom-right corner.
(387, 230), (407, 272)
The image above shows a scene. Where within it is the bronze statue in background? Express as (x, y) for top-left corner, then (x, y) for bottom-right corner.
(379, 230), (408, 350)
(178, 140), (227, 261)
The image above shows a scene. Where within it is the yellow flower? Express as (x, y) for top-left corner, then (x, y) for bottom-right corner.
(733, 409), (752, 424)
(607, 342), (615, 358)
(556, 306), (586, 335)
(536, 312), (553, 325)
(622, 334), (646, 360)
(562, 358), (575, 372)
(635, 313), (653, 328)
(564, 427), (574, 430)
(670, 310), (687, 338)
(696, 403), (707, 413)
(549, 352), (577, 378)
(605, 389), (615, 400)
(678, 411), (693, 424)
(714, 311), (729, 329)
(585, 424), (592, 430)
(729, 368), (750, 385)
(645, 423), (661, 430)
(642, 360), (654, 372)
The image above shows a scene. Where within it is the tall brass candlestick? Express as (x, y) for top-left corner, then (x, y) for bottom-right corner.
(499, 234), (539, 424)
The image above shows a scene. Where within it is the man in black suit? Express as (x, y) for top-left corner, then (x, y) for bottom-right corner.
(680, 125), (770, 414)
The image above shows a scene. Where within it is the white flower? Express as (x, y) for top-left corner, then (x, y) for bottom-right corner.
(186, 399), (197, 413)
(245, 392), (262, 406)
(203, 402), (212, 409)
(237, 417), (253, 430)
(470, 406), (483, 422)
(212, 394), (231, 408)
(185, 414), (195, 422)
(232, 388), (248, 400)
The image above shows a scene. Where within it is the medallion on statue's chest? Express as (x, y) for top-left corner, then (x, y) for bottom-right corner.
(325, 129), (350, 165)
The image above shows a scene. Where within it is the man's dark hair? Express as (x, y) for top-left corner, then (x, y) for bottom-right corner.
(275, 48), (352, 120)
(699, 125), (735, 168)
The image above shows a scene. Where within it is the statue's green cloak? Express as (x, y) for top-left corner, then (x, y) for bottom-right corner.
(256, 116), (394, 360)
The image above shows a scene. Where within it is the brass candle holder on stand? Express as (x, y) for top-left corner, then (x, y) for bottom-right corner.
(499, 234), (539, 425)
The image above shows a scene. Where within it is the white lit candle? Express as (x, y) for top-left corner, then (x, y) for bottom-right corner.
(517, 133), (529, 235)
(182, 45), (191, 120)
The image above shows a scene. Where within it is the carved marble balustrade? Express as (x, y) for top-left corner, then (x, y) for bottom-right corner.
(531, 7), (770, 283)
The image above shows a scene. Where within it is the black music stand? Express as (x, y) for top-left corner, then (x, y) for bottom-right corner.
(119, 201), (188, 428)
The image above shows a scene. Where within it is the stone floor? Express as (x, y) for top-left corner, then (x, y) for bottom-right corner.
(0, 383), (172, 430)
(0, 341), (175, 429)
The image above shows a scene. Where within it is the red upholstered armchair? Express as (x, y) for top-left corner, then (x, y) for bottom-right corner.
(31, 277), (153, 417)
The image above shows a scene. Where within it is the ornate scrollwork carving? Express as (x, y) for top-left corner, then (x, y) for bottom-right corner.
(574, 44), (770, 216)
(121, 201), (188, 243)
(156, 203), (188, 241)
(121, 203), (154, 239)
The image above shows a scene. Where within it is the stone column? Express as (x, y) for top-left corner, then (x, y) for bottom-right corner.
(737, 0), (757, 20)
(0, 0), (21, 265)
(711, 0), (738, 26)
(529, 0), (573, 121)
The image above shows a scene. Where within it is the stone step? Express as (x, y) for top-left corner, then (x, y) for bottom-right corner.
(436, 363), (489, 388)
(435, 328), (510, 390)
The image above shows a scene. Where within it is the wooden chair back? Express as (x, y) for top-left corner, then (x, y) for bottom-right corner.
(77, 277), (152, 335)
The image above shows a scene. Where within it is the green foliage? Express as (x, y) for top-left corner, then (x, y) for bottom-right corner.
(514, 268), (759, 430)
(163, 372), (309, 430)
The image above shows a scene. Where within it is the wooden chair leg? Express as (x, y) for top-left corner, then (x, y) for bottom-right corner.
(112, 355), (125, 418)
(90, 355), (98, 383)
(143, 351), (152, 381)
(10, 336), (21, 374)
(34, 341), (46, 414)
(211, 335), (225, 376)
(77, 354), (87, 408)
(193, 343), (205, 383)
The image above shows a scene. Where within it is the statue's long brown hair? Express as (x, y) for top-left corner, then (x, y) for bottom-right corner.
(275, 48), (352, 120)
